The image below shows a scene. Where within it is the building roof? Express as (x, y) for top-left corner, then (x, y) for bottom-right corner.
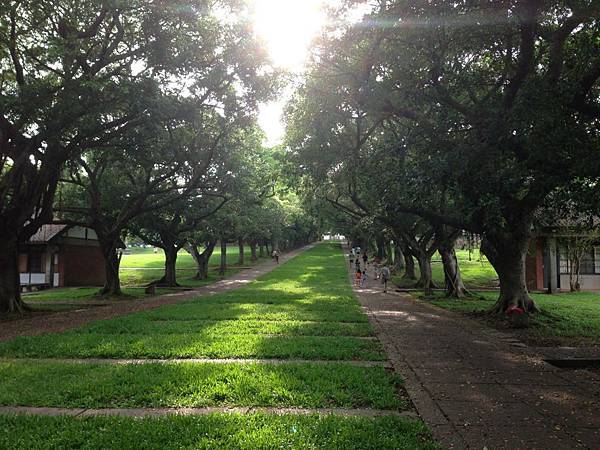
(28, 224), (68, 243)
(27, 224), (126, 248)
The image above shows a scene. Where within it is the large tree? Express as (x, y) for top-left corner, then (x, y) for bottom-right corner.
(287, 0), (600, 313)
(0, 0), (276, 311)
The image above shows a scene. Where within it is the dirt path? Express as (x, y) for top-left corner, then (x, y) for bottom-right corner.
(345, 245), (600, 449)
(0, 245), (313, 343)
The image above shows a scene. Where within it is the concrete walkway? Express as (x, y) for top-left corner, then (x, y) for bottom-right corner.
(347, 249), (600, 449)
(1, 357), (390, 368)
(0, 405), (416, 419)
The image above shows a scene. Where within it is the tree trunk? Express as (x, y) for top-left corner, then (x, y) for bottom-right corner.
(481, 234), (539, 314)
(439, 240), (468, 298)
(100, 246), (122, 296)
(0, 237), (27, 314)
(250, 241), (258, 261)
(188, 241), (216, 280)
(415, 254), (435, 295)
(259, 244), (264, 258)
(265, 242), (270, 256)
(393, 242), (405, 272)
(376, 236), (386, 259)
(155, 245), (179, 287)
(219, 240), (227, 276)
(385, 241), (393, 262)
(402, 244), (416, 280)
(238, 239), (244, 265)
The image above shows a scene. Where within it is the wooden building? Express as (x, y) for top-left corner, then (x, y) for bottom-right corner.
(18, 225), (106, 289)
(526, 233), (600, 292)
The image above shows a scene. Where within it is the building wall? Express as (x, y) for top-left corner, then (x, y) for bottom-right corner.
(18, 254), (27, 273)
(61, 245), (106, 286)
(560, 274), (600, 291)
(525, 239), (545, 292)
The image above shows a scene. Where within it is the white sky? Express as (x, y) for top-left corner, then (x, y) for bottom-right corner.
(251, 0), (331, 146)
(251, 1), (373, 146)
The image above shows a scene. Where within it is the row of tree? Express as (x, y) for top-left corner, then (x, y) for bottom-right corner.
(285, 0), (600, 313)
(0, 1), (317, 314)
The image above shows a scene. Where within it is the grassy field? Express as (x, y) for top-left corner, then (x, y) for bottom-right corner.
(0, 414), (436, 449)
(21, 245), (267, 304)
(120, 244), (264, 286)
(22, 287), (176, 303)
(394, 249), (498, 289)
(0, 243), (435, 448)
(432, 291), (600, 345)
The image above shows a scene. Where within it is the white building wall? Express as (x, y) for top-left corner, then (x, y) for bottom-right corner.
(560, 274), (600, 291)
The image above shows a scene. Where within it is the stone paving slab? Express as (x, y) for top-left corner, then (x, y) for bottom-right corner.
(0, 356), (390, 368)
(0, 406), (411, 418)
(345, 245), (600, 449)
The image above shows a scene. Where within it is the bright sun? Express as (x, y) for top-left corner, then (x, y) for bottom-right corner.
(251, 0), (327, 71)
(251, 0), (329, 146)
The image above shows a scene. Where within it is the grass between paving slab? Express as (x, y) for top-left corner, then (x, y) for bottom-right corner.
(80, 317), (375, 336)
(0, 414), (438, 449)
(431, 291), (600, 344)
(0, 361), (403, 409)
(0, 243), (433, 446)
(0, 244), (372, 360)
(0, 333), (385, 360)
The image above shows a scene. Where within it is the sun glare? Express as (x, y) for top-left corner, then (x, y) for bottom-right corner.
(251, 0), (329, 146)
(251, 0), (327, 71)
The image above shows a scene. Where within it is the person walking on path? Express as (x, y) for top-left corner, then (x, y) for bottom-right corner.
(272, 249), (279, 264)
(354, 269), (362, 287)
(360, 270), (368, 288)
(374, 264), (381, 280)
(380, 265), (391, 293)
(355, 258), (361, 271)
(362, 251), (368, 267)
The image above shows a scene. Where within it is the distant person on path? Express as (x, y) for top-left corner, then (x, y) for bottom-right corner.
(374, 264), (381, 280)
(362, 251), (368, 266)
(380, 265), (391, 293)
(355, 269), (362, 287)
(272, 249), (279, 264)
(360, 270), (368, 288)
(355, 258), (361, 271)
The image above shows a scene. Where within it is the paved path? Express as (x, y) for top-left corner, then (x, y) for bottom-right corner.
(346, 247), (600, 449)
(0, 245), (312, 342)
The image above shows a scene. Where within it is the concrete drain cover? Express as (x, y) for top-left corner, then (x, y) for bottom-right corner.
(545, 359), (600, 369)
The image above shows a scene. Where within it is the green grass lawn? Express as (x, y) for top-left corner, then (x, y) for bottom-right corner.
(0, 333), (385, 360)
(22, 287), (176, 303)
(119, 244), (267, 287)
(0, 414), (437, 450)
(0, 243), (435, 447)
(121, 244), (254, 269)
(432, 291), (600, 345)
(0, 360), (401, 409)
(394, 249), (498, 289)
(22, 248), (266, 303)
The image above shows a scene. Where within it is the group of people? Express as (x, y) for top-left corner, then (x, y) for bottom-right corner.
(350, 246), (391, 293)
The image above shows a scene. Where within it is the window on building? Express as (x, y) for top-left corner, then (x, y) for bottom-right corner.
(559, 242), (599, 275)
(27, 250), (43, 273)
